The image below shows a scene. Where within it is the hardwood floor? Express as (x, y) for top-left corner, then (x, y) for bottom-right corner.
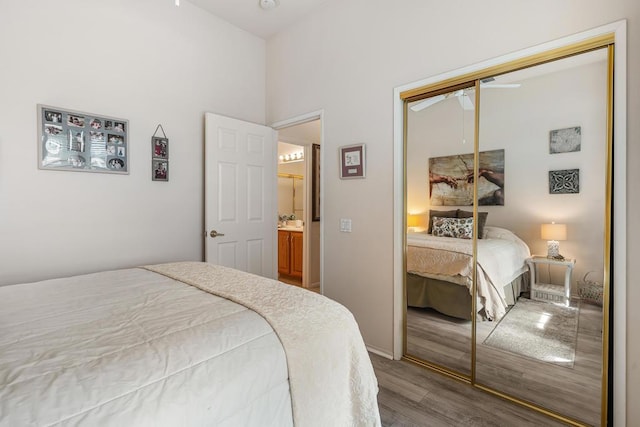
(404, 300), (603, 426)
(371, 353), (567, 426)
(406, 307), (472, 375)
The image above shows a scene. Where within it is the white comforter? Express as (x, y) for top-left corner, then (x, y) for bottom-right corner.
(0, 263), (381, 427)
(407, 226), (530, 320)
(146, 262), (381, 427)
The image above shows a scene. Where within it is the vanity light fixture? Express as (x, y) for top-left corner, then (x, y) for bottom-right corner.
(175, 0), (179, 6)
(541, 222), (567, 259)
(279, 151), (304, 163)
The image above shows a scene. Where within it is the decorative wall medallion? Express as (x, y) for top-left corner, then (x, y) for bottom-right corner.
(549, 169), (580, 194)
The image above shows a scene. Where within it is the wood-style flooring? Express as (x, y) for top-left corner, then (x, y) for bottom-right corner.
(404, 300), (603, 426)
(372, 352), (568, 426)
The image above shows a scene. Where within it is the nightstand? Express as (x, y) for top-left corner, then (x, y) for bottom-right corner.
(526, 256), (576, 305)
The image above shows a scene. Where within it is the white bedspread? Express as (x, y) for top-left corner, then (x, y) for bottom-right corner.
(0, 264), (381, 427)
(407, 226), (530, 320)
(145, 262), (381, 427)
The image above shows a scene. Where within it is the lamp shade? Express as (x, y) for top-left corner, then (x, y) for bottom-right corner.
(541, 223), (567, 241)
(407, 214), (421, 228)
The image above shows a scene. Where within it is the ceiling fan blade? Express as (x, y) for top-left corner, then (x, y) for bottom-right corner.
(409, 83), (519, 112)
(410, 94), (446, 112)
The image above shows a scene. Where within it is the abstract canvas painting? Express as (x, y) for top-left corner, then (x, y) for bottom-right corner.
(429, 149), (505, 206)
(550, 126), (581, 154)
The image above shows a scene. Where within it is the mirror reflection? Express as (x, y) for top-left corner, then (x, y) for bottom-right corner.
(475, 48), (607, 426)
(278, 173), (304, 222)
(404, 46), (609, 426)
(405, 85), (476, 376)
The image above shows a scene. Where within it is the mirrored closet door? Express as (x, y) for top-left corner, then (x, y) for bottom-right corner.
(405, 83), (477, 377)
(475, 47), (609, 426)
(402, 37), (612, 426)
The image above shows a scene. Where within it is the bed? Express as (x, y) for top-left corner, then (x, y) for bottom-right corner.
(0, 262), (381, 426)
(406, 226), (530, 321)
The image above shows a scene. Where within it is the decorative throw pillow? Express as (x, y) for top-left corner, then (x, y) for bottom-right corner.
(457, 210), (488, 239)
(427, 209), (458, 234)
(431, 217), (474, 239)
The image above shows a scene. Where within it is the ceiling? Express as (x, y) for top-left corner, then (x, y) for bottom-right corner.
(186, 0), (331, 39)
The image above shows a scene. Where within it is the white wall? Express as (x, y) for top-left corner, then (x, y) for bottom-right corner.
(266, 0), (639, 421)
(407, 59), (607, 291)
(0, 0), (265, 285)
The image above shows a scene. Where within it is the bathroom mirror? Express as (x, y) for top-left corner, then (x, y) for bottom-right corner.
(278, 173), (304, 220)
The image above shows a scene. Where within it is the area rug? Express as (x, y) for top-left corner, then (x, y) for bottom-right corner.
(483, 298), (579, 367)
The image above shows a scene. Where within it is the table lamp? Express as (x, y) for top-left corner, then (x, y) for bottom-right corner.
(407, 214), (421, 232)
(541, 222), (567, 259)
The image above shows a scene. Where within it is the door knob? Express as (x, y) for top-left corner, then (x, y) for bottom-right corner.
(210, 230), (225, 238)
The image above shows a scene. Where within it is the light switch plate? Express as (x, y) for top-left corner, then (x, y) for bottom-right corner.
(340, 218), (352, 233)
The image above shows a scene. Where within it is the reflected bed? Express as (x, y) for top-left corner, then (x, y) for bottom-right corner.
(407, 226), (530, 320)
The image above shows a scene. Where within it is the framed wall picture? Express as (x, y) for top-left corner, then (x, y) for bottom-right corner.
(312, 143), (321, 221)
(152, 137), (169, 159)
(549, 126), (581, 154)
(151, 124), (169, 182)
(152, 159), (169, 182)
(339, 143), (366, 179)
(37, 104), (129, 174)
(429, 149), (505, 206)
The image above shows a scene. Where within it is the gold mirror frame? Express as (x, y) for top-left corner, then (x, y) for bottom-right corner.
(400, 34), (614, 426)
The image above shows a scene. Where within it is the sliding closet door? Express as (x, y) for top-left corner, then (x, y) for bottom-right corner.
(474, 48), (610, 426)
(404, 84), (476, 377)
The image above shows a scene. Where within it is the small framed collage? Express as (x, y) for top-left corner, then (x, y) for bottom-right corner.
(151, 124), (169, 181)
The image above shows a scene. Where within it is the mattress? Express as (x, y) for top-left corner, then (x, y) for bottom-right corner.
(0, 263), (381, 426)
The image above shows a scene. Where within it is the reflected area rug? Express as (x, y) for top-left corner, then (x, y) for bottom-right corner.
(483, 298), (579, 367)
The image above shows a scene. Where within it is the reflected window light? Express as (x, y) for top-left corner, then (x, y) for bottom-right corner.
(536, 312), (551, 330)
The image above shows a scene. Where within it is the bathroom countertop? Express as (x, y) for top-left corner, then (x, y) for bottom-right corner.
(278, 226), (304, 232)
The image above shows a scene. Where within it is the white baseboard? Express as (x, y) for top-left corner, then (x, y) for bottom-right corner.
(366, 345), (393, 360)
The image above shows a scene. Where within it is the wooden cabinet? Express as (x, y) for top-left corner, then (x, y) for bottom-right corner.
(278, 230), (303, 279)
(277, 230), (290, 275)
(290, 231), (303, 277)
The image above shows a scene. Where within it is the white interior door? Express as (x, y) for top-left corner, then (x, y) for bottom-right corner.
(205, 113), (277, 278)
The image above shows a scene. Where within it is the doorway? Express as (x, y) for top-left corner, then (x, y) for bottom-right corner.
(272, 114), (323, 292)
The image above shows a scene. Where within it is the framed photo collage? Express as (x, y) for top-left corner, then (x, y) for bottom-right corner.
(38, 104), (129, 174)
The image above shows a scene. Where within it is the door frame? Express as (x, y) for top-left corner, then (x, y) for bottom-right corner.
(392, 20), (627, 424)
(271, 110), (324, 293)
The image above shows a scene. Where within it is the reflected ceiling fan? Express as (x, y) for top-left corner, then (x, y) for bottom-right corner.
(409, 78), (521, 112)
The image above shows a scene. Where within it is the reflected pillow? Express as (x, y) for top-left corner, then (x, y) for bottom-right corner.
(427, 209), (458, 234)
(457, 210), (488, 239)
(431, 217), (474, 239)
